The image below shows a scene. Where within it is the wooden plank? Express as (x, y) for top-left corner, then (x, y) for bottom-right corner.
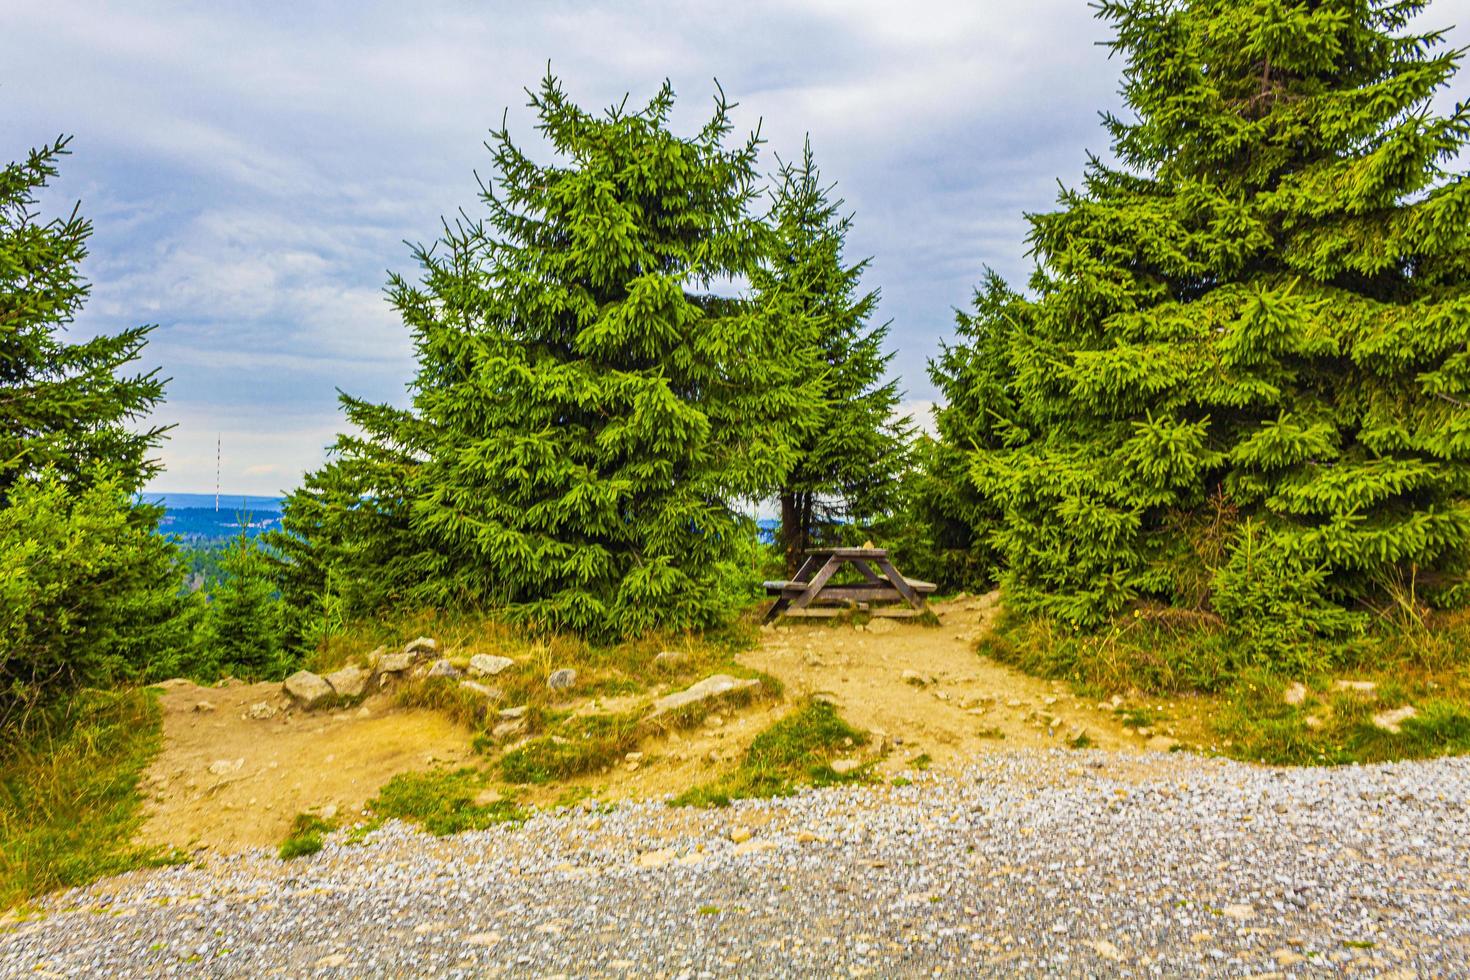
(771, 581), (937, 599)
(804, 547), (888, 559)
(875, 556), (924, 610)
(789, 555), (842, 612)
(851, 559), (885, 584)
(868, 607), (925, 618)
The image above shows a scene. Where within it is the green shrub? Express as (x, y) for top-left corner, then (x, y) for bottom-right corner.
(369, 768), (525, 835)
(278, 813), (332, 859)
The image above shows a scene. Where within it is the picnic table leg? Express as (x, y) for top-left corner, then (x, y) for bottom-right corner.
(789, 556), (843, 614)
(765, 553), (824, 622)
(874, 556), (925, 612)
(851, 560), (884, 584)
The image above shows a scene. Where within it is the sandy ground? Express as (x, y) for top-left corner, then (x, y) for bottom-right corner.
(137, 595), (1154, 853)
(137, 680), (474, 852)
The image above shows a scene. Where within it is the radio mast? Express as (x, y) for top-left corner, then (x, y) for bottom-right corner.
(215, 435), (221, 513)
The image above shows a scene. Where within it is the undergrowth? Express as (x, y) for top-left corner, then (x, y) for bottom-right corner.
(672, 698), (873, 806)
(0, 688), (178, 909)
(982, 608), (1470, 765)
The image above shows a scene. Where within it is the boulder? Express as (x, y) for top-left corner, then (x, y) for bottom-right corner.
(283, 670), (334, 709)
(652, 651), (686, 668)
(404, 636), (438, 657)
(498, 705), (528, 720)
(426, 659), (461, 679)
(1283, 682), (1308, 706)
(1333, 679), (1378, 695)
(547, 668), (577, 691)
(649, 674), (761, 717)
(491, 717), (527, 739)
(468, 654), (515, 677)
(324, 666), (369, 700)
(376, 652), (414, 675)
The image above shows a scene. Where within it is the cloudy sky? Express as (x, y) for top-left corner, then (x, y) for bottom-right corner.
(5, 1), (1469, 495)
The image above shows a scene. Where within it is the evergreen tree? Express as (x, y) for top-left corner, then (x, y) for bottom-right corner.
(1, 138), (167, 500)
(294, 74), (818, 639)
(947, 0), (1470, 660)
(755, 141), (909, 575)
(0, 139), (184, 716)
(195, 532), (287, 680)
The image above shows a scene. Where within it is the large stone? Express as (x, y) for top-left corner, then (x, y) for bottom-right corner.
(283, 670), (334, 709)
(652, 651), (686, 668)
(404, 636), (438, 657)
(1333, 679), (1378, 695)
(498, 705), (528, 720)
(491, 717), (527, 739)
(547, 668), (577, 691)
(376, 652), (414, 675)
(426, 659), (461, 679)
(324, 666), (369, 699)
(1371, 705), (1417, 733)
(1283, 682), (1308, 706)
(649, 674), (761, 717)
(246, 701), (277, 721)
(468, 654), (515, 677)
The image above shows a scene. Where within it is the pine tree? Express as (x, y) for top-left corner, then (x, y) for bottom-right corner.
(0, 139), (184, 716)
(946, 0), (1470, 659)
(1, 138), (167, 500)
(196, 531), (287, 680)
(755, 141), (910, 576)
(297, 74), (818, 639)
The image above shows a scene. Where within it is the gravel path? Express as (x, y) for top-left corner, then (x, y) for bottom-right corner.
(5, 750), (1468, 978)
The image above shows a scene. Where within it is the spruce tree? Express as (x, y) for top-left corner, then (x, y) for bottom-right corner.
(755, 141), (909, 575)
(949, 0), (1470, 659)
(0, 139), (184, 715)
(196, 531), (287, 680)
(299, 74), (817, 639)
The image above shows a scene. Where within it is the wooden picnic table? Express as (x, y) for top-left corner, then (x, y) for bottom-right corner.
(763, 546), (936, 621)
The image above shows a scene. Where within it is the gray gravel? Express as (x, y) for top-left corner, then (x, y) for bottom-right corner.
(4, 749), (1468, 978)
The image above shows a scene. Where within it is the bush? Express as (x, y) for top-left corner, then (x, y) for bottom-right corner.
(0, 470), (190, 723)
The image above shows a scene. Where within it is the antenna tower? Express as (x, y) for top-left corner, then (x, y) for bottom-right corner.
(215, 435), (221, 513)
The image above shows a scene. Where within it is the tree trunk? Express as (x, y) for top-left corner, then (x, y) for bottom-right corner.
(780, 492), (803, 578)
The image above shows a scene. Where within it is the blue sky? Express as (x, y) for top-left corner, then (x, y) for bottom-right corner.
(5, 1), (1469, 495)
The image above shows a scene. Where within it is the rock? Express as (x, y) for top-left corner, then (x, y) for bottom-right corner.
(866, 617), (897, 635)
(459, 680), (501, 700)
(624, 751), (644, 762)
(491, 718), (526, 739)
(375, 652), (414, 675)
(830, 758), (862, 775)
(1371, 705), (1417, 734)
(465, 932), (500, 947)
(635, 849), (675, 869)
(467, 654), (515, 677)
(547, 668), (577, 691)
(1304, 714), (1326, 730)
(283, 670), (334, 709)
(1283, 682), (1308, 706)
(404, 636), (438, 656)
(208, 758), (243, 777)
(1222, 904), (1255, 921)
(245, 701), (277, 721)
(324, 666), (368, 699)
(729, 827), (753, 844)
(652, 651), (686, 668)
(426, 659), (460, 679)
(1333, 679), (1378, 695)
(649, 674), (760, 717)
(365, 645), (387, 668)
(1089, 940), (1124, 961)
(1146, 735), (1181, 753)
(320, 804), (338, 820)
(498, 705), (528, 720)
(193, 700), (216, 713)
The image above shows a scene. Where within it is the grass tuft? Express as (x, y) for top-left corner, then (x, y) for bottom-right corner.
(672, 698), (871, 806)
(278, 813), (333, 860)
(0, 689), (178, 909)
(369, 767), (526, 835)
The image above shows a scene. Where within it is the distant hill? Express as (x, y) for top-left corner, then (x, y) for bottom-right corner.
(143, 492), (284, 544)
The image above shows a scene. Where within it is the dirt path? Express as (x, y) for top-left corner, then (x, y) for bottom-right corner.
(742, 593), (1146, 770)
(136, 594), (1151, 853)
